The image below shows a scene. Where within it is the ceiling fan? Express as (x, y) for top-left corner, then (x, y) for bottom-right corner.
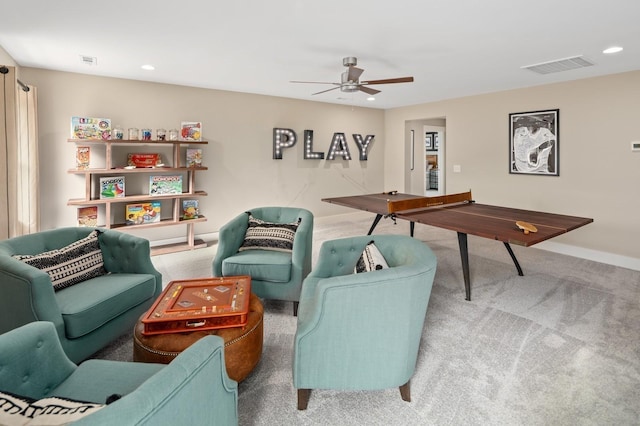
(290, 57), (414, 96)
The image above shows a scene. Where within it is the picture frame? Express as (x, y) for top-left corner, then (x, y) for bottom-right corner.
(509, 109), (559, 176)
(425, 133), (432, 150)
(425, 132), (437, 151)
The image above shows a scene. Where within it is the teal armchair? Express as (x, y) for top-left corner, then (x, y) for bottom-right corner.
(293, 235), (437, 409)
(212, 207), (313, 315)
(0, 227), (162, 363)
(0, 321), (238, 425)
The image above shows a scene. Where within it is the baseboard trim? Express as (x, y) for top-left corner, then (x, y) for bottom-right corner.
(536, 241), (640, 272)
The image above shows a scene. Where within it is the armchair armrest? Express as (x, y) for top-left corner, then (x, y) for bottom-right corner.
(0, 255), (65, 334)
(74, 335), (239, 425)
(0, 322), (76, 399)
(99, 230), (159, 276)
(289, 209), (314, 282)
(213, 212), (249, 276)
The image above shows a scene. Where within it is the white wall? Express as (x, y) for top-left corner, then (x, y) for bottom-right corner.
(385, 71), (640, 263)
(20, 68), (385, 242)
(0, 45), (17, 67)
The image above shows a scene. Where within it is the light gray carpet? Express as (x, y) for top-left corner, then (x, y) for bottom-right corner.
(92, 213), (640, 425)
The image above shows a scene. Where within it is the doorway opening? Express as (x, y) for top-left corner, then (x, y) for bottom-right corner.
(404, 118), (446, 196)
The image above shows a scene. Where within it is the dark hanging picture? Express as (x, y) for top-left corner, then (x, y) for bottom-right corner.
(509, 109), (559, 176)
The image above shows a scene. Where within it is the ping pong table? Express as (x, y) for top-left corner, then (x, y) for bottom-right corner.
(322, 191), (593, 301)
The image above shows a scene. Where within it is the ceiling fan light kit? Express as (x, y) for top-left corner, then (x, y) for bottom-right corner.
(291, 56), (414, 97)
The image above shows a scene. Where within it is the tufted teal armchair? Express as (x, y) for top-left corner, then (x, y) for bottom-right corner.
(0, 321), (238, 425)
(293, 234), (437, 409)
(0, 227), (162, 363)
(212, 207), (313, 315)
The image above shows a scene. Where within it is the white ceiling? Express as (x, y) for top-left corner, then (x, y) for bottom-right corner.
(2, 0), (639, 109)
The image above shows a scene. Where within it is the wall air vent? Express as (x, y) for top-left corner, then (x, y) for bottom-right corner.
(522, 55), (594, 75)
(80, 55), (97, 66)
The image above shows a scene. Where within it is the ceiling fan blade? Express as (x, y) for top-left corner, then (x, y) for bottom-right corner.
(347, 66), (364, 82)
(312, 86), (341, 95)
(290, 80), (339, 85)
(359, 86), (381, 95)
(361, 76), (414, 85)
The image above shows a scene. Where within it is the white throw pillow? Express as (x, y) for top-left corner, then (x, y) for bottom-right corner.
(354, 241), (389, 273)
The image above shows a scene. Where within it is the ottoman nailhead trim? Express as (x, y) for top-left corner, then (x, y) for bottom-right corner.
(225, 315), (263, 347)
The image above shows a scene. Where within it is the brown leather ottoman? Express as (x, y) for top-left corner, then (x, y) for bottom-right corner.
(133, 293), (263, 382)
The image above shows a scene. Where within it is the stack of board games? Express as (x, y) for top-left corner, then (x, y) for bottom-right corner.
(70, 116), (111, 140)
(126, 202), (161, 225)
(182, 199), (199, 219)
(99, 176), (125, 199)
(149, 175), (182, 196)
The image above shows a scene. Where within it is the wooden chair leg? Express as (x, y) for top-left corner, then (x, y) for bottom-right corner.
(399, 381), (411, 402)
(293, 301), (299, 316)
(297, 389), (311, 410)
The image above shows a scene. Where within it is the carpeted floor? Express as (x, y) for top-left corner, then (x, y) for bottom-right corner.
(93, 212), (640, 425)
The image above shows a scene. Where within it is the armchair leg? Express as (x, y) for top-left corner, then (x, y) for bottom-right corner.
(293, 301), (299, 316)
(399, 381), (411, 402)
(297, 389), (311, 410)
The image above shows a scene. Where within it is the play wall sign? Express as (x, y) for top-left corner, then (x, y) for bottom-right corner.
(273, 128), (375, 161)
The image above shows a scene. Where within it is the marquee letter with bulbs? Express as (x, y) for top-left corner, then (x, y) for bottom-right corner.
(273, 128), (297, 160)
(273, 128), (375, 161)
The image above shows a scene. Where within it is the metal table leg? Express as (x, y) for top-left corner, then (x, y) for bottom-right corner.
(367, 214), (383, 235)
(457, 232), (471, 301)
(503, 242), (524, 276)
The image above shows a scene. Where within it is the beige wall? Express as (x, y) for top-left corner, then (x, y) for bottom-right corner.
(385, 71), (640, 262)
(20, 68), (385, 242)
(11, 63), (640, 266)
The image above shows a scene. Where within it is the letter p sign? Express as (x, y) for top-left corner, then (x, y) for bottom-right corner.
(273, 128), (297, 159)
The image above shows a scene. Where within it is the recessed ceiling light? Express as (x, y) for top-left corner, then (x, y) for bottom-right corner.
(603, 46), (623, 54)
(141, 64), (155, 71)
(366, 97), (375, 101)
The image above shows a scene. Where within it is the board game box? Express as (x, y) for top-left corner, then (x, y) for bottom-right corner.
(186, 148), (202, 167)
(127, 153), (162, 168)
(70, 116), (111, 140)
(149, 175), (182, 196)
(126, 202), (161, 225)
(99, 176), (125, 199)
(77, 206), (98, 227)
(76, 146), (90, 170)
(182, 199), (199, 219)
(180, 121), (202, 141)
(140, 276), (251, 335)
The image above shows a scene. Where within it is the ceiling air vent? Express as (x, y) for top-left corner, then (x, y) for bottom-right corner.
(522, 55), (594, 75)
(80, 55), (97, 66)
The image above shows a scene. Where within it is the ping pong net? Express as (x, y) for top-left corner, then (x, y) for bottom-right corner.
(386, 190), (473, 214)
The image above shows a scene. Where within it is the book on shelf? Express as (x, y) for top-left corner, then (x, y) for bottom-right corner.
(186, 148), (202, 167)
(99, 176), (125, 199)
(182, 199), (199, 220)
(76, 146), (90, 170)
(77, 206), (98, 227)
(126, 202), (161, 225)
(149, 175), (182, 196)
(70, 116), (111, 140)
(180, 121), (202, 141)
